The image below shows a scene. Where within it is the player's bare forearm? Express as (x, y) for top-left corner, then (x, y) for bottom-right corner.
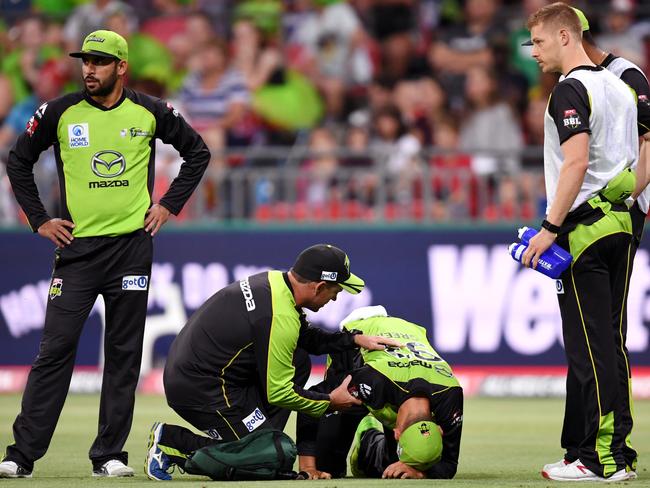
(546, 133), (589, 228)
(634, 138), (650, 198)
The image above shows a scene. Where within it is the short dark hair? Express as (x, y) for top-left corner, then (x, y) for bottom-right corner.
(291, 268), (341, 290)
(290, 269), (311, 284)
(582, 29), (596, 46)
(527, 2), (582, 41)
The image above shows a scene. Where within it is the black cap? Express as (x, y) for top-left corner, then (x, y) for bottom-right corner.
(292, 244), (365, 294)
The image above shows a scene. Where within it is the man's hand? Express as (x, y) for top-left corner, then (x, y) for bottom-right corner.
(382, 461), (425, 479)
(144, 203), (171, 236)
(329, 375), (362, 411)
(38, 218), (75, 247)
(353, 334), (402, 351)
(298, 455), (332, 480)
(521, 228), (556, 269)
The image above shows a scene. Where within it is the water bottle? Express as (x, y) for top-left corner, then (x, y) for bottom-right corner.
(509, 227), (573, 279)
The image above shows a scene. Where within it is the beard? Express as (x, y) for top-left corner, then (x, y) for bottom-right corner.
(84, 67), (118, 97)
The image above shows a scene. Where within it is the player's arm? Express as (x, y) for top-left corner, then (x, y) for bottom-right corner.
(149, 98), (210, 217)
(426, 387), (464, 479)
(620, 68), (650, 197)
(298, 320), (401, 354)
(522, 79), (591, 269)
(7, 101), (75, 245)
(297, 317), (359, 355)
(252, 313), (333, 417)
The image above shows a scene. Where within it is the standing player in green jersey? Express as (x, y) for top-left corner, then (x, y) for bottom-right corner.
(297, 306), (463, 480)
(0, 30), (210, 479)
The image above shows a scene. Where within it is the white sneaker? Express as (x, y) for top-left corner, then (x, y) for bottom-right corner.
(0, 460), (32, 478)
(542, 459), (634, 482)
(92, 459), (134, 477)
(543, 458), (570, 472)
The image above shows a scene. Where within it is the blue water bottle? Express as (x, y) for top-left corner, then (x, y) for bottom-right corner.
(509, 227), (573, 279)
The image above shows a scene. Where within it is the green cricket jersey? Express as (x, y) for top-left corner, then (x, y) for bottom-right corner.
(341, 317), (460, 427)
(315, 315), (463, 478)
(7, 88), (210, 237)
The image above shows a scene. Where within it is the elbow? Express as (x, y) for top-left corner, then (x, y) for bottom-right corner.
(267, 387), (290, 408)
(564, 157), (588, 174)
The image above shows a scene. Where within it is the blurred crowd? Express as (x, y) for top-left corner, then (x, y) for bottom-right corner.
(1, 0), (649, 223)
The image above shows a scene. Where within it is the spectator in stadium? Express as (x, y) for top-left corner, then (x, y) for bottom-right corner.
(184, 10), (219, 46)
(290, 0), (373, 120)
(430, 118), (475, 219)
(362, 0), (431, 82)
(232, 18), (283, 92)
(143, 244), (400, 481)
(521, 3), (638, 482)
(596, 0), (646, 70)
(428, 0), (508, 109)
(177, 38), (249, 153)
(137, 0), (195, 46)
(63, 0), (133, 52)
(166, 32), (193, 93)
(0, 60), (67, 150)
(296, 305), (463, 480)
(0, 29), (210, 479)
(2, 14), (61, 107)
(369, 105), (423, 214)
(104, 4), (174, 91)
(459, 65), (524, 175)
(393, 76), (448, 146)
(298, 127), (341, 211)
(508, 0), (551, 88)
(482, 174), (535, 221)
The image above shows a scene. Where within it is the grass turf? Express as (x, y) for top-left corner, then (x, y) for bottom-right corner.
(1, 394), (649, 486)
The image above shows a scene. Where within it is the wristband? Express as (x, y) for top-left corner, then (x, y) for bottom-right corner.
(541, 219), (561, 234)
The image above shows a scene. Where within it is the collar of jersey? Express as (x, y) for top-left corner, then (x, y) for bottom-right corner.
(83, 88), (127, 111)
(600, 53), (617, 69)
(566, 64), (603, 76)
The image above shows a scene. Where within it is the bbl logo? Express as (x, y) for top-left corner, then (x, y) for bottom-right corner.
(562, 109), (582, 129)
(49, 278), (63, 300)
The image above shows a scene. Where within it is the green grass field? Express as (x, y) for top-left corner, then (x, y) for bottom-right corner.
(1, 394), (649, 487)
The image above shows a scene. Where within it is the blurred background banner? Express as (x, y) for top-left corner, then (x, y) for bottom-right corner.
(2, 227), (650, 371)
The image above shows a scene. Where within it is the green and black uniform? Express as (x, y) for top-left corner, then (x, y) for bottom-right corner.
(543, 66), (637, 477)
(560, 55), (650, 474)
(5, 88), (209, 471)
(158, 271), (361, 467)
(298, 316), (463, 479)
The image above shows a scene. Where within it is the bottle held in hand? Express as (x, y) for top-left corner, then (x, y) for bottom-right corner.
(509, 227), (573, 279)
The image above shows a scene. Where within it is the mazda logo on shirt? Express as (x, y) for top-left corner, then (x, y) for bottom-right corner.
(91, 150), (126, 178)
